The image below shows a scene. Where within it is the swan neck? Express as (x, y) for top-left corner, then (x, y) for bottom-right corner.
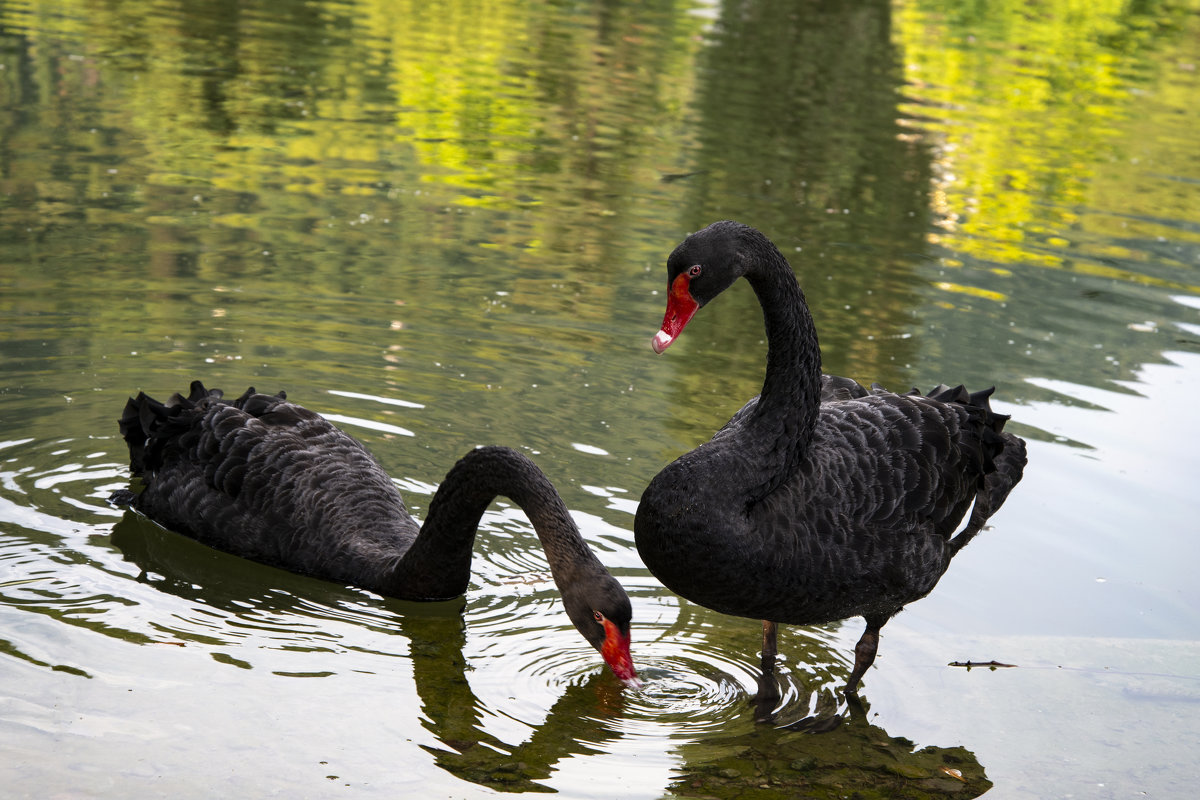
(742, 245), (822, 489)
(393, 448), (597, 598)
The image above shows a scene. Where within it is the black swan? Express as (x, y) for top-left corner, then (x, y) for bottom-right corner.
(112, 381), (638, 686)
(634, 221), (1026, 695)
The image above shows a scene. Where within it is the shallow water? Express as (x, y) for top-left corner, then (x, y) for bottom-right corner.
(2, 0), (1199, 797)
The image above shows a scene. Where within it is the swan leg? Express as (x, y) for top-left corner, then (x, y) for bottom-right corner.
(845, 621), (882, 695)
(752, 621), (780, 722)
(760, 619), (778, 672)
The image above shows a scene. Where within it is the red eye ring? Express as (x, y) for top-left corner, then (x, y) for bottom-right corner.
(687, 264), (702, 278)
(593, 610), (604, 622)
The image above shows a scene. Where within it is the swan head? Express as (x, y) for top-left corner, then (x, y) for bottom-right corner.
(562, 576), (640, 688)
(652, 220), (755, 353)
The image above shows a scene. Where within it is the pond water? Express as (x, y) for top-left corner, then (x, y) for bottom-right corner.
(2, 0), (1198, 797)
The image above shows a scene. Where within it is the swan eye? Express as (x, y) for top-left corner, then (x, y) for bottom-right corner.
(687, 264), (702, 278)
(593, 610), (604, 623)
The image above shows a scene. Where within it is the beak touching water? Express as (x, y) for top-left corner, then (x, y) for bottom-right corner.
(600, 617), (640, 688)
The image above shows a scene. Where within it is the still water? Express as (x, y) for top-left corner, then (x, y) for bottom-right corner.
(2, 0), (1198, 797)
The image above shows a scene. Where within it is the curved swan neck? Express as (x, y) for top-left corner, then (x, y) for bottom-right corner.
(391, 447), (599, 599)
(740, 235), (823, 495)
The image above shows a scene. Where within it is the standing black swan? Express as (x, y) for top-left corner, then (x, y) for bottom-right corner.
(112, 381), (638, 687)
(635, 221), (1026, 695)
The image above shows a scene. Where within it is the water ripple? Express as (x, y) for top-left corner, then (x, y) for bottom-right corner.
(0, 431), (862, 776)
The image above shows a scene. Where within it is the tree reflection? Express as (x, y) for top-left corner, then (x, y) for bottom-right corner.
(658, 0), (933, 444)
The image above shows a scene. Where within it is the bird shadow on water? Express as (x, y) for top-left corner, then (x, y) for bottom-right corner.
(654, 602), (993, 799)
(109, 514), (992, 796)
(667, 692), (993, 800)
(403, 610), (629, 792)
(108, 512), (630, 793)
(403, 620), (992, 798)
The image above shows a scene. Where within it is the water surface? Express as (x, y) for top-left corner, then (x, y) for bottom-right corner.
(2, 0), (1198, 797)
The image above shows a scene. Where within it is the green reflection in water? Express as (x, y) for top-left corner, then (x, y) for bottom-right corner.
(893, 0), (1200, 400)
(898, 0), (1200, 273)
(1, 0), (1199, 797)
(660, 0), (935, 442)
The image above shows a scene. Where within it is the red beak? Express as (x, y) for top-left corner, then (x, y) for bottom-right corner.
(652, 272), (699, 354)
(600, 618), (640, 688)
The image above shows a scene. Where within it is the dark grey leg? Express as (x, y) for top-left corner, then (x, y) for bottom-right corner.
(846, 622), (881, 695)
(752, 620), (780, 722)
(760, 619), (777, 672)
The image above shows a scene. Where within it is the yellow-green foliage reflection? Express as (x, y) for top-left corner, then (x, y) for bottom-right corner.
(896, 0), (1200, 281)
(0, 0), (704, 276)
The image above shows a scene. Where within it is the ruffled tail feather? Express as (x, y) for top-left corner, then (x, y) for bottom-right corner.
(117, 380), (221, 477)
(915, 384), (1027, 554)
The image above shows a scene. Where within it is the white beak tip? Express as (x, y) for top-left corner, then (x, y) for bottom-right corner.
(651, 330), (674, 354)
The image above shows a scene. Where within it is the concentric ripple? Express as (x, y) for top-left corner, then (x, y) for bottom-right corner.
(1, 427), (864, 793)
(616, 645), (761, 731)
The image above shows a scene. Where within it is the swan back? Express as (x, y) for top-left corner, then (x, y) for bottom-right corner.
(117, 382), (417, 592)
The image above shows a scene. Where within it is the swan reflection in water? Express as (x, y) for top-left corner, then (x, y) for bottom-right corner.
(669, 692), (992, 798)
(110, 513), (988, 796)
(108, 513), (629, 792)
